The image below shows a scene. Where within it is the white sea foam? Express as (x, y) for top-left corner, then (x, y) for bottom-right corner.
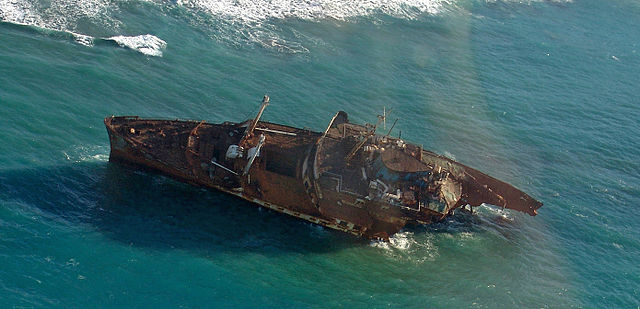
(174, 0), (447, 23)
(370, 231), (438, 263)
(0, 0), (117, 31)
(73, 33), (95, 46)
(169, 0), (451, 53)
(2, 0), (572, 55)
(477, 203), (514, 221)
(443, 151), (456, 161)
(106, 34), (167, 57)
(170, 0), (572, 32)
(64, 145), (109, 163)
(0, 0), (43, 26)
(171, 0), (573, 52)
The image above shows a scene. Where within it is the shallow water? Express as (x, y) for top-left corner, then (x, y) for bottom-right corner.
(1, 0), (639, 307)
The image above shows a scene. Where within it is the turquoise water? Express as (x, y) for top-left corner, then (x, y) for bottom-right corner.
(1, 0), (639, 307)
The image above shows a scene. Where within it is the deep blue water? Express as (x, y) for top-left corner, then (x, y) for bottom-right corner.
(1, 0), (639, 307)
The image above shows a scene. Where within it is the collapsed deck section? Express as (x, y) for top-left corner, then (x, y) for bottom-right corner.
(311, 111), (542, 223)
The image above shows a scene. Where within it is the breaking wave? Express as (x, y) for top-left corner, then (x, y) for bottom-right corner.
(167, 0), (451, 53)
(103, 34), (167, 57)
(0, 0), (166, 56)
(0, 20), (167, 56)
(164, 0), (573, 51)
(1, 0), (574, 54)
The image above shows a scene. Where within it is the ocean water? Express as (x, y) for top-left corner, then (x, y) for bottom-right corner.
(1, 0), (639, 307)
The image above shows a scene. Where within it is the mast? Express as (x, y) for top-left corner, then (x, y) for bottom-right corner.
(242, 95), (270, 144)
(345, 108), (390, 163)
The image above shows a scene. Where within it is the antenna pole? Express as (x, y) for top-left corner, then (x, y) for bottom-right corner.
(383, 107), (386, 130)
(385, 118), (398, 137)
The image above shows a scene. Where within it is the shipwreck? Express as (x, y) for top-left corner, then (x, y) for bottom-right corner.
(104, 96), (542, 240)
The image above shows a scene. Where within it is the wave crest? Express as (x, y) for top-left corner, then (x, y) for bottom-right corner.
(105, 34), (167, 57)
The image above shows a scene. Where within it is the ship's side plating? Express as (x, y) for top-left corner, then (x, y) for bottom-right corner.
(104, 116), (389, 238)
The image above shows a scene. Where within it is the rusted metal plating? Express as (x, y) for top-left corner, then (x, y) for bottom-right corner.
(104, 101), (542, 240)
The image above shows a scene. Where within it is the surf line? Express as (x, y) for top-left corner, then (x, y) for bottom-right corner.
(0, 20), (167, 57)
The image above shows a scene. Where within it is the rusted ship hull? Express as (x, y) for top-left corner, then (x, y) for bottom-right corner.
(104, 100), (542, 240)
(105, 119), (368, 237)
